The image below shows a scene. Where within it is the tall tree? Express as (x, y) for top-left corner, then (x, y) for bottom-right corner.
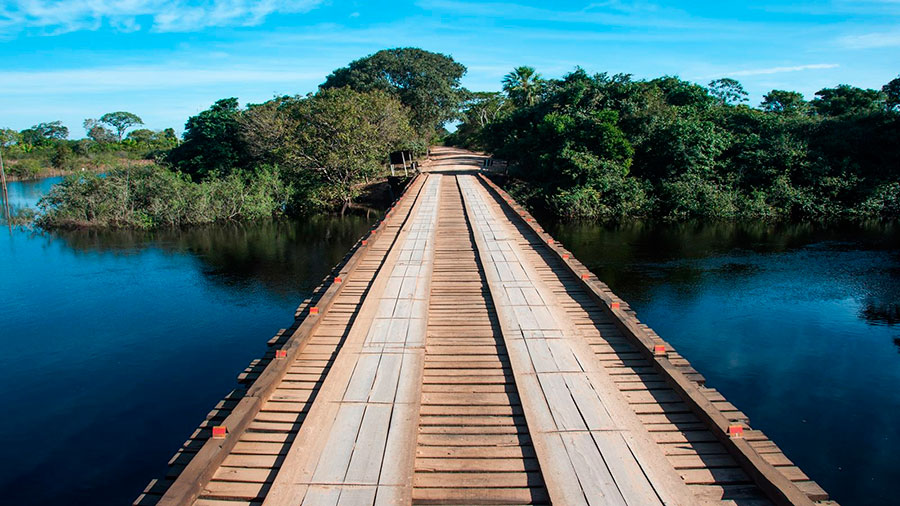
(168, 98), (248, 179)
(502, 66), (544, 108)
(83, 119), (117, 143)
(100, 111), (144, 141)
(281, 88), (413, 212)
(760, 90), (808, 114)
(812, 85), (885, 116)
(708, 78), (749, 105)
(321, 48), (466, 137)
(20, 121), (68, 145)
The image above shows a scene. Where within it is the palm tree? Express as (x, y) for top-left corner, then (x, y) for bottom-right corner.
(502, 66), (544, 108)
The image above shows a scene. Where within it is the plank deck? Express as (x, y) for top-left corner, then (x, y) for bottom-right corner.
(136, 147), (832, 506)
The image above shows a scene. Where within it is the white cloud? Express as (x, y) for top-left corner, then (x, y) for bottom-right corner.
(0, 0), (323, 35)
(837, 30), (900, 49)
(722, 63), (839, 77)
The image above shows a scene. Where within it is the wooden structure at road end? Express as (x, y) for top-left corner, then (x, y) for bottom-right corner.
(136, 147), (835, 506)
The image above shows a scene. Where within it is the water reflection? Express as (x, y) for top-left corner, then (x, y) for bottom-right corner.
(48, 215), (378, 296)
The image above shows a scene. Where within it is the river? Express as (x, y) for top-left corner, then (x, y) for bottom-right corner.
(2, 178), (899, 505)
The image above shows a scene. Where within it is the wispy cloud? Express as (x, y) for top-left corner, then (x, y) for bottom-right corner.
(837, 30), (900, 48)
(722, 63), (839, 77)
(0, 0), (323, 35)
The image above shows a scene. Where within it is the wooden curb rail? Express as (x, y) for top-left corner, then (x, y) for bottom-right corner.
(156, 173), (426, 506)
(476, 172), (822, 506)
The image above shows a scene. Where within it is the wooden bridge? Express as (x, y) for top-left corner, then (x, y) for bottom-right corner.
(136, 148), (833, 506)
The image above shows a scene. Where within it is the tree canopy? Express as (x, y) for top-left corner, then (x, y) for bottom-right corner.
(100, 111), (144, 141)
(21, 121), (68, 145)
(452, 68), (900, 221)
(321, 47), (466, 137)
(168, 98), (249, 179)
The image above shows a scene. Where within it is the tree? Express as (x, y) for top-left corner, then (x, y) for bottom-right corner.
(502, 66), (545, 108)
(321, 47), (466, 136)
(0, 128), (21, 147)
(20, 121), (68, 145)
(167, 98), (248, 179)
(461, 91), (508, 127)
(84, 119), (117, 143)
(126, 129), (155, 143)
(883, 76), (900, 112)
(812, 85), (885, 116)
(760, 90), (808, 114)
(283, 88), (413, 212)
(100, 111), (144, 141)
(708, 78), (748, 105)
(650, 76), (713, 107)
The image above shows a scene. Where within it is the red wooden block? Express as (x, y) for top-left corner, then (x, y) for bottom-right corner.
(310, 307), (319, 315)
(562, 253), (570, 259)
(334, 277), (342, 283)
(609, 302), (620, 309)
(654, 344), (666, 356)
(547, 239), (554, 244)
(212, 426), (226, 439)
(526, 218), (533, 222)
(361, 240), (368, 246)
(581, 273), (590, 280)
(728, 425), (744, 438)
(275, 349), (287, 359)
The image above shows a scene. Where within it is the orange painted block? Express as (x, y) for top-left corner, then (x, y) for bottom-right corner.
(310, 307), (319, 314)
(547, 238), (554, 244)
(526, 217), (533, 222)
(334, 276), (342, 283)
(581, 273), (590, 280)
(654, 344), (666, 356)
(212, 426), (226, 439)
(609, 301), (620, 309)
(275, 349), (287, 359)
(361, 240), (368, 246)
(728, 425), (744, 438)
(562, 253), (570, 259)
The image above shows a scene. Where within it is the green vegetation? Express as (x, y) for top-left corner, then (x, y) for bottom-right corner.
(449, 69), (900, 221)
(37, 165), (288, 229)
(33, 48), (463, 229)
(0, 111), (176, 180)
(12, 47), (900, 228)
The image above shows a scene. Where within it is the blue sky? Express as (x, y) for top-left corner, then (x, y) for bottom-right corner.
(1, 0), (898, 136)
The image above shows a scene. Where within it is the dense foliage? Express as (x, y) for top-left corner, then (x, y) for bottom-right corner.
(450, 69), (900, 221)
(321, 47), (466, 139)
(29, 48), (450, 228)
(37, 165), (288, 229)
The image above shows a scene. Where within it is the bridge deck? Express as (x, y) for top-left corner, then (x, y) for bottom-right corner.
(136, 148), (833, 506)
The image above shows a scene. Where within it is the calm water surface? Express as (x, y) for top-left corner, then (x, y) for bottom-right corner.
(545, 219), (900, 506)
(0, 177), (380, 504)
(2, 178), (898, 505)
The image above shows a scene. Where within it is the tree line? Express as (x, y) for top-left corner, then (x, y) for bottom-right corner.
(1, 112), (177, 180)
(36, 48), (466, 228)
(449, 67), (900, 221)
(21, 47), (900, 228)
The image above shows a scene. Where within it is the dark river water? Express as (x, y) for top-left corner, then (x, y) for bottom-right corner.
(2, 177), (899, 505)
